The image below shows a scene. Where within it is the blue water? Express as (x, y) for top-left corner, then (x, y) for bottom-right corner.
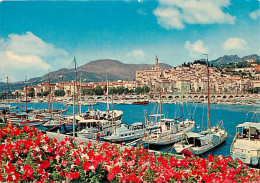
(7, 102), (258, 157)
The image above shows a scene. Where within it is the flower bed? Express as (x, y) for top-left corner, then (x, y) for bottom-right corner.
(0, 123), (259, 182)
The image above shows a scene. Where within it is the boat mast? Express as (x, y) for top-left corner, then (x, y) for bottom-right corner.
(72, 56), (77, 137)
(182, 90), (184, 124)
(48, 72), (51, 113)
(144, 108), (148, 126)
(74, 56), (79, 113)
(25, 76), (28, 114)
(79, 77), (82, 116)
(204, 53), (211, 129)
(112, 92), (115, 131)
(160, 91), (162, 122)
(6, 76), (9, 104)
(106, 75), (109, 113)
(255, 106), (257, 123)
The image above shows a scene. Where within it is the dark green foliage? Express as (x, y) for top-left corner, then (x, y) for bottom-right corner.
(41, 91), (49, 96)
(247, 87), (260, 94)
(54, 90), (65, 96)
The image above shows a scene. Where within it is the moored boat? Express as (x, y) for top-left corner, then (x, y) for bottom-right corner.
(174, 121), (227, 155)
(230, 122), (260, 166)
(132, 101), (149, 105)
(142, 118), (195, 146)
(104, 122), (150, 142)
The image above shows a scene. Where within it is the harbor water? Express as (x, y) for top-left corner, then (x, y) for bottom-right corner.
(7, 102), (258, 157)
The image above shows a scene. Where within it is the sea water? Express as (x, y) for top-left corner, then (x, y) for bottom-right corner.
(7, 102), (258, 157)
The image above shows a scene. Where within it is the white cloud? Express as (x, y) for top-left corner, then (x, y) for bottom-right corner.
(222, 37), (247, 50)
(184, 40), (208, 57)
(0, 32), (70, 82)
(127, 49), (146, 61)
(249, 9), (260, 19)
(137, 9), (147, 16)
(132, 49), (145, 57)
(154, 0), (236, 29)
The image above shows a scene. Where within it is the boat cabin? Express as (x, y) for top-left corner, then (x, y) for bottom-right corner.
(236, 122), (260, 140)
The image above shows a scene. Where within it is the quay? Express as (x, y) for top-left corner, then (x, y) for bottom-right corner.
(1, 93), (259, 106)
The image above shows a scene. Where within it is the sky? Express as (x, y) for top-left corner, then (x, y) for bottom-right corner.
(0, 0), (259, 82)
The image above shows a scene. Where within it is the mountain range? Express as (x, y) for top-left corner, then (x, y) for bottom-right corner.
(0, 60), (172, 91)
(0, 54), (259, 91)
(210, 54), (259, 66)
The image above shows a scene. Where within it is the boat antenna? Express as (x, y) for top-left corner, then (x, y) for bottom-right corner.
(204, 53), (211, 129)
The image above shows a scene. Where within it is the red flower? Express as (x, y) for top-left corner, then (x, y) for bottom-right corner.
(111, 165), (121, 175)
(5, 161), (16, 174)
(73, 171), (79, 179)
(65, 172), (74, 180)
(73, 156), (81, 166)
(14, 173), (20, 181)
(6, 174), (13, 182)
(40, 160), (50, 169)
(23, 164), (34, 180)
(23, 125), (30, 133)
(83, 161), (90, 171)
(208, 154), (214, 162)
(107, 171), (115, 181)
(128, 173), (140, 183)
(61, 159), (68, 167)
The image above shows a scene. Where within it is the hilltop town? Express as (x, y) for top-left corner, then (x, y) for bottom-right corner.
(1, 56), (259, 101)
(136, 56), (260, 94)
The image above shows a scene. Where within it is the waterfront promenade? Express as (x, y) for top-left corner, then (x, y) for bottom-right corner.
(2, 93), (259, 106)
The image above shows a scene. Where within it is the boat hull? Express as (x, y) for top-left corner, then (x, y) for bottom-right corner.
(142, 122), (195, 146)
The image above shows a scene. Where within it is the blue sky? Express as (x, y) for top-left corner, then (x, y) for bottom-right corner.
(0, 0), (259, 82)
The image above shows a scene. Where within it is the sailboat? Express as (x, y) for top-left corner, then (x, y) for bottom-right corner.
(230, 107), (260, 166)
(174, 54), (227, 155)
(77, 76), (123, 139)
(142, 92), (195, 146)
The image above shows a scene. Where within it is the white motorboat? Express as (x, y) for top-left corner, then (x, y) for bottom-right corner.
(142, 117), (195, 146)
(104, 122), (148, 142)
(230, 122), (260, 165)
(77, 118), (121, 139)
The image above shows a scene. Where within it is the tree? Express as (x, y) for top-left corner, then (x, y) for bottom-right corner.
(28, 88), (35, 98)
(109, 87), (117, 95)
(54, 90), (65, 96)
(117, 86), (125, 95)
(41, 91), (49, 97)
(83, 88), (95, 95)
(124, 88), (129, 95)
(95, 86), (104, 95)
(135, 86), (143, 94)
(143, 85), (150, 94)
(247, 87), (260, 94)
(129, 89), (134, 94)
